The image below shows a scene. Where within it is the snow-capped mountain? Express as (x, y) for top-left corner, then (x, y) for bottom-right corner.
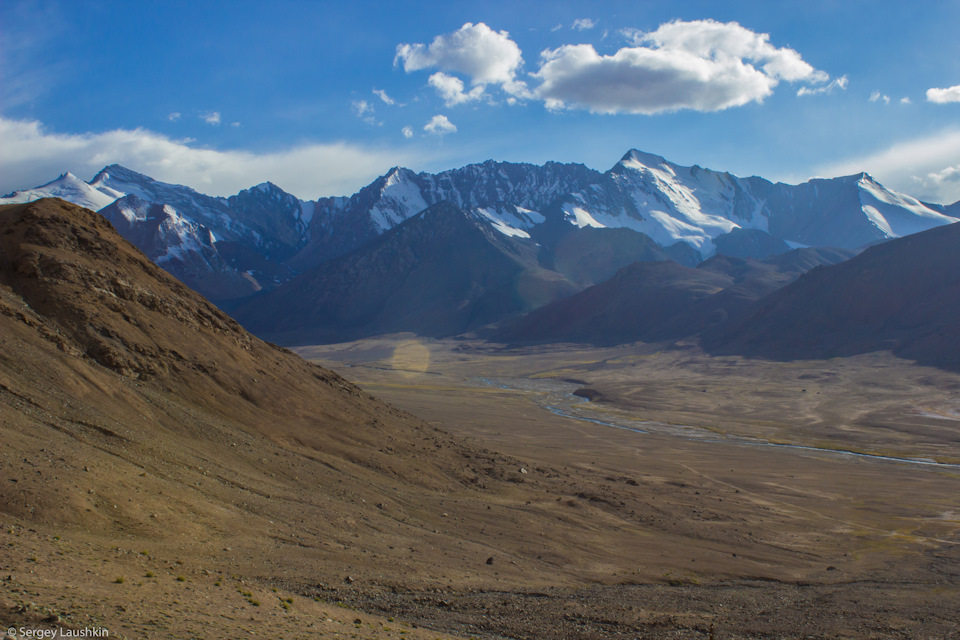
(295, 161), (602, 269)
(0, 172), (124, 211)
(2, 165), (306, 301)
(296, 150), (957, 270)
(4, 150), (958, 310)
(98, 195), (259, 301)
(554, 150), (957, 255)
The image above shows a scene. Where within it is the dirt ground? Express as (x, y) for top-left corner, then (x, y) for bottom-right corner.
(2, 334), (959, 639)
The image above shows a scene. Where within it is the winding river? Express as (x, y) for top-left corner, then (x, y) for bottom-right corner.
(474, 376), (960, 471)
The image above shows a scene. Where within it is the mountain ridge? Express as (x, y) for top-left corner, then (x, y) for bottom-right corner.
(2, 152), (956, 309)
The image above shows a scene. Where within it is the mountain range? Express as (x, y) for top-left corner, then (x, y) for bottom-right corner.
(4, 151), (956, 304)
(3, 150), (959, 357)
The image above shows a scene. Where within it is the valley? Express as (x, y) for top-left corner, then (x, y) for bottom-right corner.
(295, 336), (960, 638)
(0, 200), (958, 639)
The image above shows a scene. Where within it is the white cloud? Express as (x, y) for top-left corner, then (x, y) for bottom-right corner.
(428, 72), (486, 106)
(534, 19), (830, 114)
(797, 74), (848, 96)
(550, 23), (563, 33)
(395, 22), (530, 102)
(900, 96), (911, 104)
(869, 90), (890, 104)
(373, 88), (395, 105)
(201, 111), (221, 125)
(423, 114), (456, 136)
(818, 128), (960, 204)
(927, 85), (960, 104)
(402, 126), (414, 139)
(572, 18), (596, 31)
(168, 112), (181, 121)
(0, 117), (418, 199)
(352, 100), (381, 125)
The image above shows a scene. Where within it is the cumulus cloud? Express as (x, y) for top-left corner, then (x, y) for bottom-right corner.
(572, 18), (596, 31)
(395, 22), (530, 103)
(534, 19), (830, 114)
(869, 90), (891, 104)
(927, 85), (960, 103)
(428, 72), (486, 105)
(423, 114), (456, 136)
(797, 74), (848, 96)
(201, 111), (221, 125)
(900, 97), (911, 104)
(402, 126), (414, 139)
(0, 117), (417, 199)
(818, 128), (960, 205)
(168, 112), (181, 122)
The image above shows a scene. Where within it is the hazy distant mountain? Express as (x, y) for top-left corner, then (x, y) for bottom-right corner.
(235, 201), (579, 344)
(495, 248), (855, 346)
(702, 221), (960, 370)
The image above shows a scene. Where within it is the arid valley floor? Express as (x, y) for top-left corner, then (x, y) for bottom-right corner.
(4, 331), (960, 639)
(303, 338), (960, 638)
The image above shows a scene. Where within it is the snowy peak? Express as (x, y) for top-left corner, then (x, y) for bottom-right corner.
(615, 149), (671, 173)
(0, 171), (121, 211)
(370, 167), (429, 231)
(853, 173), (954, 239)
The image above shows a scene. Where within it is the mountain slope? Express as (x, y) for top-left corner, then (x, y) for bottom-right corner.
(236, 201), (579, 343)
(0, 198), (547, 567)
(0, 198), (434, 464)
(496, 248), (855, 346)
(702, 221), (960, 369)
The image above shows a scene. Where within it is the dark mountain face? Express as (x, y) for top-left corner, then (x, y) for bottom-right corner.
(713, 228), (791, 260)
(495, 261), (732, 346)
(495, 248), (855, 347)
(702, 221), (960, 370)
(546, 227), (672, 287)
(234, 202), (579, 344)
(226, 182), (309, 261)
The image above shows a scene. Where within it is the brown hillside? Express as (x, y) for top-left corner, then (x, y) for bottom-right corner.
(0, 199), (694, 637)
(0, 198), (466, 490)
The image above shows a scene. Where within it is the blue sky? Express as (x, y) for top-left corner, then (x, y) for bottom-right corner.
(2, 0), (960, 203)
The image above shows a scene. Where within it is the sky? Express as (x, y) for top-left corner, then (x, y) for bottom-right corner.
(2, 0), (960, 204)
